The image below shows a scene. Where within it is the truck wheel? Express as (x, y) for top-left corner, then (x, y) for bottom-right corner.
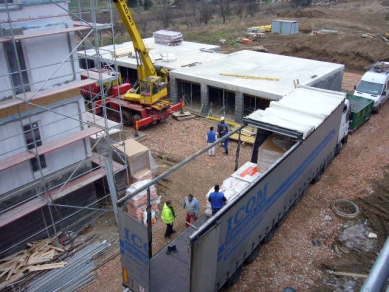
(244, 245), (260, 264)
(122, 111), (133, 126)
(223, 265), (242, 289)
(262, 227), (275, 244)
(374, 104), (381, 114)
(132, 114), (141, 126)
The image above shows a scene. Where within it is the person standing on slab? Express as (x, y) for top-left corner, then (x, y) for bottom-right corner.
(206, 126), (217, 156)
(217, 117), (228, 146)
(223, 125), (229, 155)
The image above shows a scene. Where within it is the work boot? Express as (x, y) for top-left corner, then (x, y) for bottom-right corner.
(172, 229), (176, 233)
(166, 246), (172, 255)
(225, 150), (228, 155)
(172, 245), (178, 253)
(165, 235), (171, 239)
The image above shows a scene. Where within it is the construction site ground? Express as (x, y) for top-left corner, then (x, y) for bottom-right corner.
(81, 1), (389, 291)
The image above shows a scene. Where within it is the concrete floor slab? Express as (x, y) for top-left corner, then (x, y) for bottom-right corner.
(78, 38), (225, 71)
(171, 50), (344, 101)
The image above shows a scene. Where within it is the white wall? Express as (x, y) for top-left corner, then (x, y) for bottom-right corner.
(0, 44), (14, 100)
(0, 2), (70, 31)
(0, 97), (91, 195)
(24, 22), (77, 91)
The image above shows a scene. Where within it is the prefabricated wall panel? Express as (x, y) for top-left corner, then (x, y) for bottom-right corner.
(24, 23), (79, 91)
(0, 97), (91, 195)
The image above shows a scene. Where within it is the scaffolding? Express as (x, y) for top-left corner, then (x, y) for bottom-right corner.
(0, 0), (128, 258)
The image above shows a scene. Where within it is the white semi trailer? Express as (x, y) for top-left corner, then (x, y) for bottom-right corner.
(117, 85), (350, 292)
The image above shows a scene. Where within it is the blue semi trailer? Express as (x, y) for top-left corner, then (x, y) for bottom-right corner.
(117, 85), (350, 292)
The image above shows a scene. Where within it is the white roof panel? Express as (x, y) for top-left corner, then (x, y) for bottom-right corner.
(245, 86), (346, 139)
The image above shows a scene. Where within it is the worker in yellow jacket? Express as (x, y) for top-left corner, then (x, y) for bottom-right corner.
(161, 200), (176, 238)
(161, 200), (178, 254)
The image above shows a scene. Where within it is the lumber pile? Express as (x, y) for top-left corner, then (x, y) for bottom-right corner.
(0, 238), (66, 290)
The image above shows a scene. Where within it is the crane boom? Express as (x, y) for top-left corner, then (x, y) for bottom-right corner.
(113, 0), (156, 80)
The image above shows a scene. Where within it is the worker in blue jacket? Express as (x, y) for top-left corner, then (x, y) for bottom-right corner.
(206, 126), (217, 156)
(208, 185), (227, 215)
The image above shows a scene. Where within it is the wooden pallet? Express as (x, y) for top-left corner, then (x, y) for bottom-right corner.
(172, 111), (196, 121)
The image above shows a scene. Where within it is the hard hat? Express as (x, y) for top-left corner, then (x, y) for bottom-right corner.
(221, 117), (225, 120)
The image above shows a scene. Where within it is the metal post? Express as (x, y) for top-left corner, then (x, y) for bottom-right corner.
(360, 236), (389, 292)
(147, 188), (152, 258)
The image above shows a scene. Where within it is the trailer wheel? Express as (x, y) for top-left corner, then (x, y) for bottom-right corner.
(335, 142), (343, 156)
(312, 168), (324, 184)
(223, 265), (242, 289)
(122, 110), (133, 126)
(262, 227), (275, 244)
(244, 245), (260, 264)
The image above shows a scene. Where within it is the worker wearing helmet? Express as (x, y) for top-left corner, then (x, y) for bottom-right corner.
(217, 117), (229, 147)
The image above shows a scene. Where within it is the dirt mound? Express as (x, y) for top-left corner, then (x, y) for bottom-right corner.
(277, 9), (326, 18)
(315, 167), (389, 291)
(381, 0), (389, 6)
(272, 34), (389, 71)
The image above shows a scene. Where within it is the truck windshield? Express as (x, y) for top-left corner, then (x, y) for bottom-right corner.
(356, 80), (383, 95)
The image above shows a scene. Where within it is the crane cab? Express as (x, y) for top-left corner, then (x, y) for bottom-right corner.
(122, 76), (168, 106)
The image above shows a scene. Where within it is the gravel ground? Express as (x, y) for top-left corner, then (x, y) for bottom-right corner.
(80, 70), (389, 292)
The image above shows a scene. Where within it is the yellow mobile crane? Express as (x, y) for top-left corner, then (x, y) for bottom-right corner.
(85, 0), (183, 128)
(113, 0), (168, 106)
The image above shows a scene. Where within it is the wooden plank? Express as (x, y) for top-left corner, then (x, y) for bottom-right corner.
(0, 250), (25, 262)
(26, 257), (52, 265)
(27, 262), (67, 271)
(333, 271), (368, 279)
(6, 260), (20, 280)
(48, 245), (65, 252)
(0, 270), (25, 290)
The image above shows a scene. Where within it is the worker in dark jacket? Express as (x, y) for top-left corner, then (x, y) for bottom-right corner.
(223, 125), (229, 155)
(217, 117), (228, 146)
(208, 185), (227, 215)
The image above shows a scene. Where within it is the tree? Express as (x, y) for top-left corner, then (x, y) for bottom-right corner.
(158, 7), (174, 28)
(127, 0), (141, 7)
(198, 3), (214, 25)
(246, 2), (259, 18)
(290, 0), (312, 8)
(143, 0), (153, 10)
(234, 3), (245, 20)
(217, 0), (233, 24)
